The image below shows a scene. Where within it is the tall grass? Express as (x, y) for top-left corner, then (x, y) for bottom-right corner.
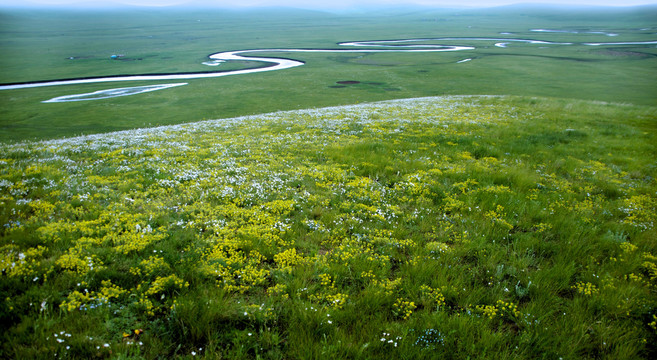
(1, 96), (656, 358)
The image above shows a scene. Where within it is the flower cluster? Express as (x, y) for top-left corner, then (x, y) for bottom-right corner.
(475, 300), (520, 320)
(413, 329), (445, 350)
(419, 285), (446, 309)
(393, 298), (416, 320)
(572, 282), (599, 296)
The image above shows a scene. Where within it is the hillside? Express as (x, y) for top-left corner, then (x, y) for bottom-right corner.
(1, 96), (656, 358)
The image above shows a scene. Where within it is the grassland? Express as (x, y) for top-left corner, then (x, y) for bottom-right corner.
(1, 6), (657, 142)
(1, 4), (657, 359)
(1, 95), (656, 358)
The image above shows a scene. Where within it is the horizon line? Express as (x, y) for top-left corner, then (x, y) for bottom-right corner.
(2, 1), (657, 10)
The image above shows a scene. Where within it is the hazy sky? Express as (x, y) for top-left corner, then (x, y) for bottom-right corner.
(4, 0), (657, 8)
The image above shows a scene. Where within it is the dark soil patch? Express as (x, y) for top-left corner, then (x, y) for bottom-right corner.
(596, 50), (652, 58)
(330, 80), (397, 92)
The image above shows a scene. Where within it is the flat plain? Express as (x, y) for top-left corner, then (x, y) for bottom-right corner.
(1, 5), (656, 141)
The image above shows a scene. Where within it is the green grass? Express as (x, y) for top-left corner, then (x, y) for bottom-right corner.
(1, 6), (656, 358)
(1, 6), (656, 142)
(1, 95), (656, 359)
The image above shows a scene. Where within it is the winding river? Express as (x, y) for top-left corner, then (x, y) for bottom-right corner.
(1, 35), (655, 102)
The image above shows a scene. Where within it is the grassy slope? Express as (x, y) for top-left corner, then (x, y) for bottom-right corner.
(1, 96), (656, 359)
(1, 6), (656, 142)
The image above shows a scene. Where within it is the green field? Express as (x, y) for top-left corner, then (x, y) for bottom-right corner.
(1, 5), (657, 359)
(1, 5), (656, 142)
(1, 95), (656, 358)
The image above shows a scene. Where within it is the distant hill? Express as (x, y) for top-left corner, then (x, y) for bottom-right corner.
(460, 3), (657, 22)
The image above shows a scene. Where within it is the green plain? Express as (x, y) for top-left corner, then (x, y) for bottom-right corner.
(1, 6), (656, 142)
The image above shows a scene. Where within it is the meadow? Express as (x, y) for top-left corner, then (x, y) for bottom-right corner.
(1, 4), (657, 359)
(1, 95), (656, 358)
